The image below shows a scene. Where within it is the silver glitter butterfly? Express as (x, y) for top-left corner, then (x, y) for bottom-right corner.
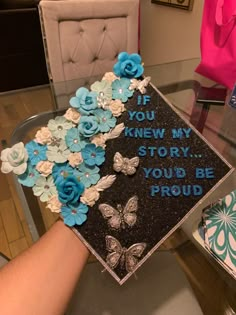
(113, 152), (139, 176)
(129, 76), (151, 94)
(49, 137), (61, 147)
(105, 235), (146, 273)
(99, 196), (138, 229)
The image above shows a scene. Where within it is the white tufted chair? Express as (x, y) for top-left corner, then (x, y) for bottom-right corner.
(39, 0), (139, 108)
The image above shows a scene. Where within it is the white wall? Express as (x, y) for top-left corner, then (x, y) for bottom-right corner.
(140, 0), (204, 65)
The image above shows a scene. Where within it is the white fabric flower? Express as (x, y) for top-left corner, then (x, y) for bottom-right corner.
(91, 134), (107, 148)
(47, 140), (70, 163)
(68, 152), (83, 168)
(47, 116), (73, 139)
(64, 108), (81, 124)
(46, 195), (62, 213)
(35, 127), (52, 145)
(0, 142), (28, 175)
(81, 187), (100, 206)
(36, 161), (54, 177)
(102, 72), (119, 82)
(108, 99), (126, 117)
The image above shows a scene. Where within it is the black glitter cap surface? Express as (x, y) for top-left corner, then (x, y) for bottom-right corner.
(73, 82), (233, 284)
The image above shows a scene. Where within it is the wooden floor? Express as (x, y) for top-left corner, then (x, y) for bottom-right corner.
(0, 86), (54, 258)
(0, 86), (235, 314)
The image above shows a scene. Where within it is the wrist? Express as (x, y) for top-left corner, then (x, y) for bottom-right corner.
(53, 219), (90, 259)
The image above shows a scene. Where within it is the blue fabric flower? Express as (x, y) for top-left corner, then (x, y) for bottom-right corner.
(25, 141), (47, 166)
(113, 52), (144, 79)
(77, 163), (100, 188)
(65, 128), (88, 152)
(18, 162), (40, 187)
(69, 87), (98, 115)
(56, 175), (85, 205)
(52, 163), (80, 184)
(78, 116), (100, 138)
(61, 203), (89, 227)
(81, 144), (105, 167)
(94, 109), (116, 132)
(112, 78), (134, 102)
(90, 80), (112, 101)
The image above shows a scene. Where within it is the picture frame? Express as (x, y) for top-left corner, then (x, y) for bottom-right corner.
(151, 0), (194, 11)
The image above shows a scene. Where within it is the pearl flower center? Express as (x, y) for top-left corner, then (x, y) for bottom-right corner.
(71, 209), (77, 215)
(34, 150), (39, 155)
(85, 172), (90, 178)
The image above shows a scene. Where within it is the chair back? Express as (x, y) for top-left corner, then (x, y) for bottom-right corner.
(39, 0), (139, 108)
(39, 0), (139, 83)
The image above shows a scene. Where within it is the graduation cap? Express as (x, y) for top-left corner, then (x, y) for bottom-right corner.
(72, 75), (233, 284)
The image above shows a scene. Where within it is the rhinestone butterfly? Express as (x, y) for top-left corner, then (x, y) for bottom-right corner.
(99, 196), (138, 230)
(113, 152), (139, 176)
(129, 76), (151, 94)
(105, 235), (146, 273)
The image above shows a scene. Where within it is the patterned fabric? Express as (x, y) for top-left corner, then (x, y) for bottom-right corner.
(203, 190), (236, 275)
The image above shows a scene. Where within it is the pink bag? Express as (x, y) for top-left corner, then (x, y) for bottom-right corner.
(195, 0), (236, 89)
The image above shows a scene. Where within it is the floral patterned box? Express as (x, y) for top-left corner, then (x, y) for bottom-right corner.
(202, 189), (236, 280)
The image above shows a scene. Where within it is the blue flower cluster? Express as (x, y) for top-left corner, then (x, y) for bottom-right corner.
(8, 52), (144, 228)
(70, 92), (117, 138)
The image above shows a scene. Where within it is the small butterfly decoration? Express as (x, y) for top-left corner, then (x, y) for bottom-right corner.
(105, 235), (146, 273)
(113, 152), (139, 176)
(99, 195), (138, 230)
(129, 76), (151, 94)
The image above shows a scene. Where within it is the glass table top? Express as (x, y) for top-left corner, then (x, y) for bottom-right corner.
(10, 58), (236, 243)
